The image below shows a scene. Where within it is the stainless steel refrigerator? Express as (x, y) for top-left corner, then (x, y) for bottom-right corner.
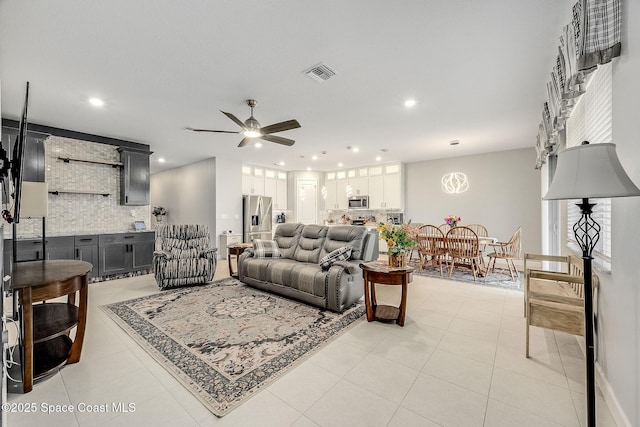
(243, 195), (273, 242)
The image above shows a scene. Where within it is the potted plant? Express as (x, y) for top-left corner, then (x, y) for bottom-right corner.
(376, 223), (418, 268)
(152, 206), (167, 223)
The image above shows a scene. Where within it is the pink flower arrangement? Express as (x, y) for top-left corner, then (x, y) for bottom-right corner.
(444, 215), (461, 227)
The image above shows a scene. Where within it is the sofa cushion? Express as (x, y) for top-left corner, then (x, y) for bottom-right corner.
(319, 246), (352, 270)
(273, 223), (304, 259)
(266, 261), (326, 298)
(320, 226), (367, 260)
(293, 225), (328, 263)
(252, 239), (281, 258)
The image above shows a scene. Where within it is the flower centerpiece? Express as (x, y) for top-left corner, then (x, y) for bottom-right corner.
(152, 206), (167, 223)
(444, 215), (461, 227)
(376, 223), (418, 268)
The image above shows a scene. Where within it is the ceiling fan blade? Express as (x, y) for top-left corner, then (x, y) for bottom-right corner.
(221, 111), (247, 129)
(261, 134), (295, 146)
(184, 127), (238, 134)
(237, 137), (253, 148)
(259, 119), (301, 135)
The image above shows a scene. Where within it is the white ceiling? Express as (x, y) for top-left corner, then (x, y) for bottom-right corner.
(0, 0), (572, 174)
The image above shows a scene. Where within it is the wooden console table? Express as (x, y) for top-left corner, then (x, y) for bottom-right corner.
(11, 260), (92, 392)
(360, 261), (414, 326)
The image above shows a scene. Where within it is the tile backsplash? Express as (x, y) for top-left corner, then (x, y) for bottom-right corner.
(8, 135), (150, 238)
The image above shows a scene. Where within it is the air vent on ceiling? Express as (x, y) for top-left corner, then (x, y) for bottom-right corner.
(303, 63), (337, 83)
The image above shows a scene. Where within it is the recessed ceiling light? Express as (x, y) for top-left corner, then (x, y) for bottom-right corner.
(338, 162), (343, 167)
(306, 167), (312, 171)
(404, 99), (416, 108)
(255, 142), (262, 148)
(376, 156), (382, 161)
(158, 158), (166, 163)
(312, 155), (318, 160)
(89, 97), (104, 107)
(274, 161), (285, 166)
(352, 147), (359, 153)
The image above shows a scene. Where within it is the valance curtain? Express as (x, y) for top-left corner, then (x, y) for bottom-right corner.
(535, 0), (621, 169)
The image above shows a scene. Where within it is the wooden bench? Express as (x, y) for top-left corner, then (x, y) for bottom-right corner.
(524, 253), (599, 358)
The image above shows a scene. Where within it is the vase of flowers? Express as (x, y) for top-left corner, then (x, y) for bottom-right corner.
(376, 223), (418, 268)
(152, 206), (167, 223)
(444, 215), (461, 227)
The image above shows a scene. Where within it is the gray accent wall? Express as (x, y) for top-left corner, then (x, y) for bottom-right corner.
(150, 158), (217, 246)
(150, 157), (243, 251)
(405, 147), (541, 255)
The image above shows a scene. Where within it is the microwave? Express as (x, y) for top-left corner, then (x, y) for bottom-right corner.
(348, 196), (369, 209)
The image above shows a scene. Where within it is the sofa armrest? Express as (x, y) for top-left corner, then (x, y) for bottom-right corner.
(153, 250), (171, 260)
(201, 247), (218, 260)
(331, 260), (360, 274)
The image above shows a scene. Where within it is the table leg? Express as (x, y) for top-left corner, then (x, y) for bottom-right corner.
(363, 278), (375, 322)
(21, 288), (34, 393)
(398, 277), (408, 327)
(228, 253), (234, 277)
(68, 276), (88, 364)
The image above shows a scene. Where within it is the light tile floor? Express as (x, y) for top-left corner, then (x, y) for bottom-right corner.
(7, 261), (618, 426)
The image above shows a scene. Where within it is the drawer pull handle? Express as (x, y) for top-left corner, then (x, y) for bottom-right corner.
(124, 236), (134, 239)
(79, 238), (92, 242)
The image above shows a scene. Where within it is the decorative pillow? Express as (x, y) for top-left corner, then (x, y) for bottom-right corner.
(319, 246), (352, 270)
(252, 239), (281, 258)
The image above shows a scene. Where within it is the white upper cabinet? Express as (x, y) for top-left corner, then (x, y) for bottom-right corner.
(242, 164), (286, 198)
(324, 162), (402, 210)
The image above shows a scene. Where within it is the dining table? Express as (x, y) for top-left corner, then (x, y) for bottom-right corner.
(417, 234), (498, 277)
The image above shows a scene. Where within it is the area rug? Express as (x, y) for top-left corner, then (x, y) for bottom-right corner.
(100, 278), (365, 416)
(411, 262), (523, 291)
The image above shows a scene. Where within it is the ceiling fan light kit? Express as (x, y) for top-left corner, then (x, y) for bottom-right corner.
(442, 140), (469, 194)
(186, 99), (300, 147)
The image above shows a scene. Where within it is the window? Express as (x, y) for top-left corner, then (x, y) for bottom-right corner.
(564, 62), (612, 269)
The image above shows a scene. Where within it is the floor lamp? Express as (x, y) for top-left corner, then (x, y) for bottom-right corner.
(544, 141), (640, 427)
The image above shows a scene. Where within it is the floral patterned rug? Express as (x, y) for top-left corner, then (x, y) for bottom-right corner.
(100, 278), (365, 416)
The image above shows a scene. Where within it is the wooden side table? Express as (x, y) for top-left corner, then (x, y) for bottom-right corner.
(227, 243), (252, 278)
(360, 261), (414, 326)
(11, 260), (92, 392)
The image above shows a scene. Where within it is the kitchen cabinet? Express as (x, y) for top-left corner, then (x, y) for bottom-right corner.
(242, 164), (266, 195)
(324, 171), (348, 209)
(368, 163), (402, 209)
(347, 168), (369, 196)
(276, 172), (287, 210)
(98, 232), (154, 276)
(119, 148), (150, 206)
(74, 235), (99, 277)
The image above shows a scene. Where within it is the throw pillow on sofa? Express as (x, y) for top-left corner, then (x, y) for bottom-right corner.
(319, 246), (352, 270)
(252, 239), (281, 258)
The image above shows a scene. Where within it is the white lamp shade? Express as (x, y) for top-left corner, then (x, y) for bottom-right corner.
(21, 181), (49, 217)
(544, 143), (640, 200)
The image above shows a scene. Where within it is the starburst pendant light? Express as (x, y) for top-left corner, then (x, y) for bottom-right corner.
(441, 140), (469, 194)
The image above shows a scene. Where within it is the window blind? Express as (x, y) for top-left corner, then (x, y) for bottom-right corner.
(564, 62), (612, 267)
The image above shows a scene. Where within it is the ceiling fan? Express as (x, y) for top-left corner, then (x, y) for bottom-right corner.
(185, 99), (301, 147)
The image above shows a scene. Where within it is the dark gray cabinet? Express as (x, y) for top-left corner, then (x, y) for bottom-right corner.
(1, 127), (47, 207)
(98, 232), (154, 276)
(74, 235), (99, 277)
(118, 148), (150, 206)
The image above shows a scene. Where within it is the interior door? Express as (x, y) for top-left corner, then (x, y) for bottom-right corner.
(297, 179), (317, 225)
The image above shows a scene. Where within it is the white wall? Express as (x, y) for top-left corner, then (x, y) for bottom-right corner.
(150, 157), (217, 245)
(406, 147), (542, 255)
(599, 0), (640, 423)
(213, 157), (243, 241)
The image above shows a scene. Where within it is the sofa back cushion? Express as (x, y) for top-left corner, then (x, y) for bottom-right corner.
(293, 225), (328, 263)
(321, 226), (367, 260)
(156, 224), (212, 258)
(273, 223), (304, 259)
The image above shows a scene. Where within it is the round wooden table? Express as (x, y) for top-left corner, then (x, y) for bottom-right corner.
(11, 260), (92, 392)
(360, 261), (414, 326)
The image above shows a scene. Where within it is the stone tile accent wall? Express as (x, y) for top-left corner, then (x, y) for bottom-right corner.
(12, 135), (150, 238)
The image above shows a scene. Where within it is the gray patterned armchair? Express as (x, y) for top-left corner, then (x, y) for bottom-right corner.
(153, 224), (218, 289)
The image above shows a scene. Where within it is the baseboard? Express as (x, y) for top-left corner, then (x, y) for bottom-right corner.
(573, 335), (632, 427)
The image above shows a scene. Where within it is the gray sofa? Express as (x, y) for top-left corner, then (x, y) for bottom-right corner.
(237, 223), (379, 312)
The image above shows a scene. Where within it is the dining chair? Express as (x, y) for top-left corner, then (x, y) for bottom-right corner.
(405, 223), (423, 264)
(487, 226), (522, 279)
(438, 223), (452, 234)
(416, 225), (446, 275)
(467, 224), (489, 264)
(445, 226), (482, 280)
